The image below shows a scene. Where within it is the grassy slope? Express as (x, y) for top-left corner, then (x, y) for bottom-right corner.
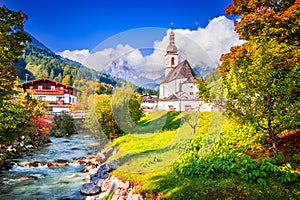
(106, 111), (300, 199)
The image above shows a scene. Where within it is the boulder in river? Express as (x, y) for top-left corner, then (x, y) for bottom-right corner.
(47, 162), (69, 167)
(25, 161), (43, 167)
(73, 159), (86, 165)
(54, 159), (68, 164)
(80, 182), (101, 195)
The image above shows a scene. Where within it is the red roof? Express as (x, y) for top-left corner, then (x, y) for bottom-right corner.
(18, 78), (75, 89)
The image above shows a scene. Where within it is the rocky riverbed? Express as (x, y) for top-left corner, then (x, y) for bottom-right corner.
(0, 134), (143, 199)
(79, 150), (143, 200)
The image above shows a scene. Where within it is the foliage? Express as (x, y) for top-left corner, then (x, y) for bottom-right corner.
(95, 82), (114, 95)
(225, 0), (300, 46)
(112, 84), (144, 134)
(94, 94), (121, 139)
(90, 85), (144, 139)
(51, 113), (77, 137)
(0, 94), (52, 154)
(220, 0), (300, 156)
(0, 6), (31, 103)
(0, 7), (51, 161)
(61, 74), (71, 85)
(205, 68), (225, 107)
(108, 111), (300, 199)
(174, 118), (300, 186)
(195, 77), (210, 103)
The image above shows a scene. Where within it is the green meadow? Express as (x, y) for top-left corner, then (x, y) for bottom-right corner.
(103, 111), (300, 199)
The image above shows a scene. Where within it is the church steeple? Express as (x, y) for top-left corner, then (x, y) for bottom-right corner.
(166, 24), (177, 53)
(165, 23), (179, 77)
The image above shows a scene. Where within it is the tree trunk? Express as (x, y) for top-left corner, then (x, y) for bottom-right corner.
(272, 139), (278, 157)
(268, 119), (278, 157)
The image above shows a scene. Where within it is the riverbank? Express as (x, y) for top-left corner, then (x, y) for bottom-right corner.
(0, 134), (101, 199)
(0, 136), (51, 170)
(78, 147), (143, 200)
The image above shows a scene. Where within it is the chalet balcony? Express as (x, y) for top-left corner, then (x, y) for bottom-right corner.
(25, 89), (65, 95)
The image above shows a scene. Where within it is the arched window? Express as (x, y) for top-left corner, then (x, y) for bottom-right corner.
(171, 57), (175, 65)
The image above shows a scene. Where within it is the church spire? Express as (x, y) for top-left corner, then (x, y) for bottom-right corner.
(166, 23), (177, 53)
(165, 23), (179, 77)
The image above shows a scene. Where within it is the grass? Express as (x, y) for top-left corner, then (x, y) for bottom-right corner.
(109, 111), (197, 173)
(105, 111), (300, 199)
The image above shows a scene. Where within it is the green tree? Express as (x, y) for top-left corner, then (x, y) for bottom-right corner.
(220, 0), (300, 156)
(0, 94), (51, 149)
(94, 94), (121, 139)
(62, 74), (71, 85)
(51, 113), (76, 137)
(195, 77), (210, 103)
(205, 68), (225, 107)
(0, 6), (31, 102)
(112, 84), (144, 133)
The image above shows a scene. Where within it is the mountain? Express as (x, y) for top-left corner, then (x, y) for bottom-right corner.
(101, 62), (161, 90)
(98, 58), (211, 90)
(15, 34), (158, 96)
(16, 34), (126, 88)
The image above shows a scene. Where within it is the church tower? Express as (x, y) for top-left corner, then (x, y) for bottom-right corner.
(165, 27), (178, 77)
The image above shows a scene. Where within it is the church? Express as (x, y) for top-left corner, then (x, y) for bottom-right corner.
(157, 29), (211, 111)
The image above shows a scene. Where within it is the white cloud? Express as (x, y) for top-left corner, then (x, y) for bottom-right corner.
(58, 49), (90, 64)
(58, 16), (243, 85)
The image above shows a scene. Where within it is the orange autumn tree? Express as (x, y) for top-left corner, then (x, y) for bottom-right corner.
(220, 0), (300, 156)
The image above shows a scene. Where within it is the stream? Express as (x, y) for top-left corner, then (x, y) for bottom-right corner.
(0, 133), (101, 200)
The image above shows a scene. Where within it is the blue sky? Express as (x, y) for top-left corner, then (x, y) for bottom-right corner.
(2, 0), (234, 52)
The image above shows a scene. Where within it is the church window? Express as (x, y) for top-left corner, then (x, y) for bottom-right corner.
(171, 57), (175, 65)
(190, 92), (194, 95)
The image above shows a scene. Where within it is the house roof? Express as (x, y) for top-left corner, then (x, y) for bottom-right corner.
(18, 78), (76, 89)
(141, 94), (158, 103)
(161, 60), (196, 84)
(166, 94), (179, 100)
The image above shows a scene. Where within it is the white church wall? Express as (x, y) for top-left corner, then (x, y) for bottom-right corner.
(158, 100), (213, 112)
(181, 82), (199, 99)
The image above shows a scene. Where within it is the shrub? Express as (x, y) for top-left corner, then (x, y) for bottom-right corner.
(51, 113), (76, 137)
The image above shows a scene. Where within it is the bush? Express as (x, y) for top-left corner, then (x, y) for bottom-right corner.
(173, 119), (300, 185)
(51, 113), (76, 137)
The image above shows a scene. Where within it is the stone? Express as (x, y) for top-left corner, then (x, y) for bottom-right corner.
(54, 159), (68, 164)
(89, 167), (98, 175)
(124, 181), (130, 189)
(47, 162), (68, 168)
(96, 170), (109, 179)
(98, 163), (109, 172)
(107, 160), (121, 171)
(84, 175), (90, 182)
(85, 155), (100, 163)
(130, 194), (143, 200)
(102, 147), (114, 158)
(25, 161), (43, 167)
(73, 159), (86, 165)
(94, 178), (106, 187)
(2, 161), (17, 170)
(80, 165), (94, 173)
(80, 182), (101, 195)
(96, 152), (106, 163)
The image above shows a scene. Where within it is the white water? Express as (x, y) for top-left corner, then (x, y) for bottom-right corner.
(0, 134), (101, 200)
